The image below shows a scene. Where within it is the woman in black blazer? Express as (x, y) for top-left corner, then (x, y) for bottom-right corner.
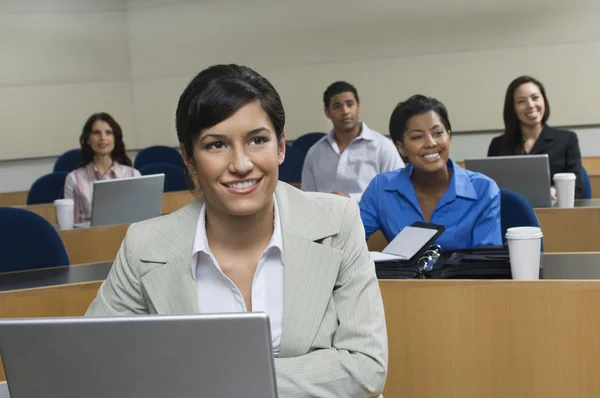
(487, 75), (584, 199)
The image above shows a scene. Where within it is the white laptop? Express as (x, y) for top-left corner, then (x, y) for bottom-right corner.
(75, 173), (165, 228)
(0, 313), (278, 398)
(464, 155), (553, 207)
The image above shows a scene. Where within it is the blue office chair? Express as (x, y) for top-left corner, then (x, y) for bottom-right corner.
(0, 207), (70, 273)
(292, 132), (326, 158)
(134, 146), (185, 170)
(139, 162), (188, 192)
(581, 166), (592, 199)
(500, 188), (543, 250)
(53, 149), (81, 172)
(27, 171), (69, 205)
(279, 144), (304, 184)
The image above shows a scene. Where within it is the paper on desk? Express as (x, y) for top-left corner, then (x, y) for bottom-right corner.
(370, 251), (404, 262)
(370, 226), (439, 262)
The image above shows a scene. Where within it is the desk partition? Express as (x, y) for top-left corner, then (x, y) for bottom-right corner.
(380, 279), (600, 397)
(590, 172), (600, 199)
(12, 190), (196, 226)
(367, 205), (600, 253)
(535, 206), (600, 252)
(2, 275), (600, 396)
(59, 224), (129, 265)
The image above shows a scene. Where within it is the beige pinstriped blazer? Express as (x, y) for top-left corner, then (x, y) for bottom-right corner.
(86, 182), (388, 397)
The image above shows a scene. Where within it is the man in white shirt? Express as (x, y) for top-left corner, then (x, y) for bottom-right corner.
(301, 81), (403, 201)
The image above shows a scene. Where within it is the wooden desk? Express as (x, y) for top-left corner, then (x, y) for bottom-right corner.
(3, 273), (600, 396)
(535, 205), (600, 252)
(590, 172), (600, 198)
(162, 190), (194, 213)
(12, 190), (196, 225)
(381, 279), (600, 397)
(583, 156), (600, 173)
(367, 204), (600, 253)
(13, 203), (56, 224)
(59, 224), (128, 265)
(0, 191), (28, 207)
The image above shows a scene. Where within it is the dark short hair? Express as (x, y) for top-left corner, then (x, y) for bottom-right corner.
(499, 75), (550, 155)
(176, 64), (285, 159)
(77, 112), (132, 168)
(323, 81), (359, 108)
(389, 95), (452, 143)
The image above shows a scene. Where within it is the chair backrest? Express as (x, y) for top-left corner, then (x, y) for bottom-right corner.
(500, 188), (543, 249)
(53, 149), (81, 172)
(0, 207), (70, 272)
(134, 146), (185, 170)
(279, 144), (304, 184)
(291, 132), (326, 158)
(27, 171), (69, 205)
(581, 166), (592, 199)
(139, 162), (188, 192)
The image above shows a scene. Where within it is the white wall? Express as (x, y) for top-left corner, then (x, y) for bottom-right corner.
(1, 0), (600, 192)
(125, 0), (600, 140)
(0, 0), (136, 161)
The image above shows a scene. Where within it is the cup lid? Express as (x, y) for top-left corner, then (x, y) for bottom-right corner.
(54, 198), (74, 205)
(553, 173), (576, 181)
(505, 226), (543, 239)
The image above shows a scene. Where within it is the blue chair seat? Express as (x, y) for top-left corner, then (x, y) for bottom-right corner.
(279, 144), (304, 184)
(53, 149), (81, 172)
(27, 171), (69, 205)
(581, 166), (592, 199)
(292, 132), (326, 158)
(0, 207), (70, 273)
(500, 188), (543, 251)
(134, 146), (185, 170)
(139, 162), (188, 192)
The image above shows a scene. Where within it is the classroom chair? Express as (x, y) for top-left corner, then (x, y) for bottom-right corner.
(500, 188), (543, 250)
(581, 166), (592, 199)
(279, 144), (304, 184)
(53, 148), (81, 172)
(27, 171), (69, 205)
(291, 132), (326, 158)
(0, 207), (70, 273)
(139, 162), (188, 192)
(134, 145), (185, 170)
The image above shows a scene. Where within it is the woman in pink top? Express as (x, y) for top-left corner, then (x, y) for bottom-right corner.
(64, 112), (140, 223)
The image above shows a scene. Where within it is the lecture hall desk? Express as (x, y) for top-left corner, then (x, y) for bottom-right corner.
(590, 172), (600, 198)
(3, 254), (600, 397)
(8, 190), (196, 265)
(367, 199), (600, 253)
(7, 189), (600, 265)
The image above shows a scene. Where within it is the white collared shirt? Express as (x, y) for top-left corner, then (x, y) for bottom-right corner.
(300, 122), (404, 202)
(191, 198), (284, 356)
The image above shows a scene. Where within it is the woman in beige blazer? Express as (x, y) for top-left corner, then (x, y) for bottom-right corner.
(86, 64), (388, 397)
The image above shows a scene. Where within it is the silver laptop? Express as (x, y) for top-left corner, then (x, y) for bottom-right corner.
(464, 155), (552, 207)
(0, 313), (278, 398)
(75, 173), (164, 227)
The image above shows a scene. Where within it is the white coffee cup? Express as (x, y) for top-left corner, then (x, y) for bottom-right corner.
(553, 173), (576, 208)
(54, 198), (75, 230)
(505, 226), (543, 280)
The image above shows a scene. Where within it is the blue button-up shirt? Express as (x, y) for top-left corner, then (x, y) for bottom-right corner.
(359, 159), (502, 251)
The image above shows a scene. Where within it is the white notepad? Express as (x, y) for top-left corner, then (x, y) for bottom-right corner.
(370, 226), (439, 263)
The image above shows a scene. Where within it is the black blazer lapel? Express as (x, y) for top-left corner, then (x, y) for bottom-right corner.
(529, 125), (557, 155)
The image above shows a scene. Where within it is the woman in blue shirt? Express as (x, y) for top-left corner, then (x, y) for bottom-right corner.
(360, 95), (502, 251)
